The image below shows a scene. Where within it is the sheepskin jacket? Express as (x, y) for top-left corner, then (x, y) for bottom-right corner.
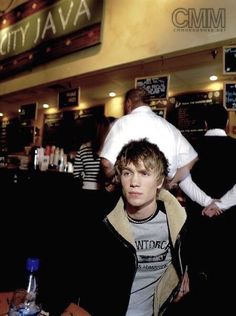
(79, 189), (187, 316)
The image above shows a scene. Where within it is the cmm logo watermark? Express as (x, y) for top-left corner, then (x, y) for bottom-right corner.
(172, 8), (226, 32)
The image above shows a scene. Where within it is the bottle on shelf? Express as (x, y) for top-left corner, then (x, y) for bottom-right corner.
(9, 258), (41, 316)
(28, 146), (39, 171)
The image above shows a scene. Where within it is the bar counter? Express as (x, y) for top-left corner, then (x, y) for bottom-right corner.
(0, 167), (74, 186)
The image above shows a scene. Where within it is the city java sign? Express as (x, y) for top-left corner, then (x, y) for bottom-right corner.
(0, 0), (103, 78)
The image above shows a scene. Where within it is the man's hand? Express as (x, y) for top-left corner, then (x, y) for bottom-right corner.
(173, 270), (190, 302)
(104, 181), (116, 192)
(167, 178), (178, 190)
(202, 200), (223, 217)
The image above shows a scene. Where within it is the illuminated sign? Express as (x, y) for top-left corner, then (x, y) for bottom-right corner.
(59, 88), (79, 109)
(0, 0), (103, 78)
(135, 75), (170, 100)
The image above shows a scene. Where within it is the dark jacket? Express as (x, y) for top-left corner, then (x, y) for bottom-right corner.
(78, 189), (187, 316)
(191, 134), (236, 200)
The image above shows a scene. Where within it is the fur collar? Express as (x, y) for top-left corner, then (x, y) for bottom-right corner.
(106, 189), (186, 246)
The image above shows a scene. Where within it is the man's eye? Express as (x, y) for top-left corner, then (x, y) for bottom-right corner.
(122, 171), (130, 176)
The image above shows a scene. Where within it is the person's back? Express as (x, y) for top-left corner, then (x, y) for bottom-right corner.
(101, 88), (197, 180)
(191, 104), (236, 199)
(74, 116), (119, 215)
(185, 104), (236, 316)
(192, 135), (236, 196)
(73, 115), (115, 190)
(73, 117), (101, 191)
(73, 141), (101, 190)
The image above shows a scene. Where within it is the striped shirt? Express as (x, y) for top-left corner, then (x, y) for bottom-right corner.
(73, 142), (101, 190)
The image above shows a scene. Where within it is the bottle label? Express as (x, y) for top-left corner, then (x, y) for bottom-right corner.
(9, 307), (40, 316)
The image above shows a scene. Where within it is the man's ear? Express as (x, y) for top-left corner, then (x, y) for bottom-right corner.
(157, 177), (164, 189)
(125, 99), (132, 114)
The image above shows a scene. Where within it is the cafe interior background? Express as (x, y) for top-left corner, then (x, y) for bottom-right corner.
(0, 0), (236, 162)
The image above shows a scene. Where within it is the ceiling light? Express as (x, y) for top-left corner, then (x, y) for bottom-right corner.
(209, 75), (218, 81)
(109, 92), (116, 97)
(43, 103), (49, 108)
(0, 113), (3, 117)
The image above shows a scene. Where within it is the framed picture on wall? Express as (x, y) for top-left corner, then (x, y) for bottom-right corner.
(135, 75), (170, 100)
(223, 46), (236, 75)
(223, 82), (236, 110)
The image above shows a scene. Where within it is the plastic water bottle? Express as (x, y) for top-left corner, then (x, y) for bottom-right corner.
(9, 258), (41, 316)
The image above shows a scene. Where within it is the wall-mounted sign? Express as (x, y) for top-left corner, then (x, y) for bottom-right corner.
(43, 105), (104, 150)
(135, 75), (169, 100)
(0, 0), (103, 79)
(224, 82), (236, 110)
(58, 88), (80, 109)
(173, 91), (222, 131)
(223, 46), (236, 74)
(168, 90), (223, 145)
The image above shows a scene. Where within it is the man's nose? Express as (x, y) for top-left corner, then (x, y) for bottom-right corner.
(130, 173), (140, 186)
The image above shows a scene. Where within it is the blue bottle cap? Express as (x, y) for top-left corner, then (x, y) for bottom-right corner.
(26, 258), (40, 272)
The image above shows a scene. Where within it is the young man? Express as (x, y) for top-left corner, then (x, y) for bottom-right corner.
(64, 139), (189, 316)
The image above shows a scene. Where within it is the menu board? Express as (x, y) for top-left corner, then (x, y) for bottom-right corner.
(174, 91), (222, 129)
(43, 105), (104, 151)
(169, 91), (223, 144)
(224, 82), (236, 110)
(59, 88), (80, 109)
(5, 118), (34, 153)
(223, 46), (236, 74)
(135, 75), (169, 100)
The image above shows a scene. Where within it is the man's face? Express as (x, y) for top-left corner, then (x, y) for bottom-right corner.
(120, 160), (162, 211)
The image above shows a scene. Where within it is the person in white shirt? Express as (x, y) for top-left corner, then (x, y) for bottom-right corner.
(100, 88), (198, 190)
(214, 183), (236, 209)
